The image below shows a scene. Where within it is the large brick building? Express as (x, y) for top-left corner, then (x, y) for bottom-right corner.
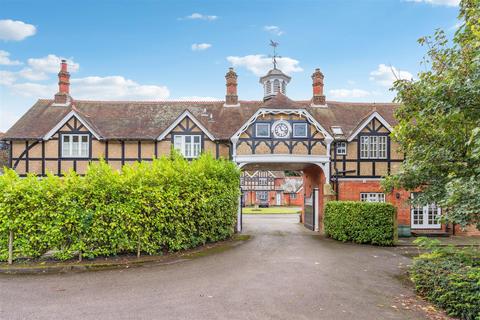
(2, 60), (478, 236)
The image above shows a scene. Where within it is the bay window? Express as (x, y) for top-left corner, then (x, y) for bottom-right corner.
(174, 135), (202, 158)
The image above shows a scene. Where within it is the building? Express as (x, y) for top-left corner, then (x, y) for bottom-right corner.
(2, 59), (478, 236)
(240, 171), (303, 207)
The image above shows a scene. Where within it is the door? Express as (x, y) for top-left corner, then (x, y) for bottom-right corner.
(276, 192), (282, 206)
(411, 194), (441, 229)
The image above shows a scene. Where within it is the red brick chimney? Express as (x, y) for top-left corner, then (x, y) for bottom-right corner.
(54, 59), (71, 105)
(224, 67), (239, 107)
(311, 68), (326, 106)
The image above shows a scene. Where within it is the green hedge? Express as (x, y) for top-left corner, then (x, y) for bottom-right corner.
(324, 201), (397, 246)
(410, 238), (480, 320)
(0, 153), (240, 262)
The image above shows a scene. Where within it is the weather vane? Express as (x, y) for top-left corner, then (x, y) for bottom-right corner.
(269, 40), (281, 69)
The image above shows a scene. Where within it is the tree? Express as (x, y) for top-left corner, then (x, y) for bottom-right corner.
(383, 0), (480, 229)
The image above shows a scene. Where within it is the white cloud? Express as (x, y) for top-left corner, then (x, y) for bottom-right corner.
(27, 54), (79, 74)
(329, 88), (371, 99)
(70, 76), (170, 100)
(176, 96), (221, 101)
(184, 13), (217, 21)
(369, 64), (413, 87)
(17, 68), (49, 81)
(226, 54), (303, 76)
(191, 43), (212, 51)
(264, 25), (284, 36)
(0, 50), (22, 66)
(0, 19), (36, 41)
(406, 0), (459, 6)
(8, 82), (55, 97)
(0, 70), (17, 85)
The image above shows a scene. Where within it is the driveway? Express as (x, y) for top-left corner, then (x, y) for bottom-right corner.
(0, 214), (429, 320)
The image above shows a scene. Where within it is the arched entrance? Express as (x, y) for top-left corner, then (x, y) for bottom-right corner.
(236, 159), (335, 232)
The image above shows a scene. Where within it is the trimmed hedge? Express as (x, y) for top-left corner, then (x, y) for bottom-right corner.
(410, 238), (480, 320)
(324, 201), (397, 246)
(0, 153), (240, 262)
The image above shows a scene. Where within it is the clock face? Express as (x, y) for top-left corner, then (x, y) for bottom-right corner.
(272, 120), (291, 138)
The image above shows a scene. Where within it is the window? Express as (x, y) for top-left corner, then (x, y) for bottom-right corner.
(265, 80), (271, 95)
(360, 136), (387, 159)
(360, 193), (385, 202)
(258, 177), (268, 185)
(174, 135), (201, 158)
(256, 123), (271, 138)
(336, 142), (347, 155)
(411, 193), (441, 229)
(273, 79), (280, 93)
(293, 123), (308, 138)
(257, 191), (268, 201)
(290, 193), (297, 199)
(281, 81), (286, 94)
(61, 134), (89, 158)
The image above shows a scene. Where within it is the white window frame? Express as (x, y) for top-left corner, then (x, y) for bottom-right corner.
(410, 193), (441, 229)
(292, 123), (308, 138)
(360, 135), (387, 159)
(360, 193), (385, 202)
(290, 193), (297, 199)
(61, 134), (89, 158)
(173, 134), (202, 159)
(256, 123), (271, 138)
(336, 142), (347, 155)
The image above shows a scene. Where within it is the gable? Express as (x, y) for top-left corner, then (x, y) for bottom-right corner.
(43, 111), (101, 140)
(157, 110), (215, 141)
(347, 112), (393, 142)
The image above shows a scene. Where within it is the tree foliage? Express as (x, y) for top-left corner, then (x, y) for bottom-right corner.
(383, 0), (480, 228)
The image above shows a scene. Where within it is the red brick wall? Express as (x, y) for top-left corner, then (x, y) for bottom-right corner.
(284, 192), (304, 206)
(302, 165), (325, 224)
(337, 180), (411, 226)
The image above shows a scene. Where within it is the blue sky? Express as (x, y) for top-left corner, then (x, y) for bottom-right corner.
(0, 0), (461, 131)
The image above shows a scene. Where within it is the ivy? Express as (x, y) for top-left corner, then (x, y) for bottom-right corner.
(0, 153), (240, 262)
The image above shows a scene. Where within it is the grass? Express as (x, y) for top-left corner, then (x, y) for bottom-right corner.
(242, 206), (301, 214)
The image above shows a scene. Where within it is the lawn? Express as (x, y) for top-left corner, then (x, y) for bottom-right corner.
(242, 206), (301, 214)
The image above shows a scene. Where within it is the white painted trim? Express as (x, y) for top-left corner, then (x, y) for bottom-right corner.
(347, 111), (393, 142)
(310, 103), (328, 108)
(43, 110), (102, 140)
(235, 154), (330, 164)
(314, 187), (319, 231)
(157, 110), (215, 141)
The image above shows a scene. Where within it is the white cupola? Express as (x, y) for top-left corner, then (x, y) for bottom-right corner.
(259, 67), (291, 101)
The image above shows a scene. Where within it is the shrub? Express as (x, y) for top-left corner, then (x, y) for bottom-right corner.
(410, 238), (480, 320)
(324, 201), (397, 246)
(0, 153), (240, 262)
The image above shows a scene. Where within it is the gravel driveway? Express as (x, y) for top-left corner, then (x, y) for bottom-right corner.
(0, 214), (430, 320)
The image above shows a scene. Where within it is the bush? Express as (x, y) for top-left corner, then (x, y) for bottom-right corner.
(410, 238), (480, 320)
(324, 201), (397, 246)
(0, 153), (240, 262)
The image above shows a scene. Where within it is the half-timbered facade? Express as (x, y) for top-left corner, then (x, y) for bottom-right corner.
(3, 60), (478, 236)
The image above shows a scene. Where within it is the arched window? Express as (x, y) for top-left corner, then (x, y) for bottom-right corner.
(281, 81), (286, 94)
(265, 80), (271, 95)
(273, 79), (280, 93)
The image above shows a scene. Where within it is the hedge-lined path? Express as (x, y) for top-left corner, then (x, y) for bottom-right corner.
(0, 214), (446, 320)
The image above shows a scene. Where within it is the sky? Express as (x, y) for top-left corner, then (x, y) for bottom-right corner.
(0, 0), (461, 132)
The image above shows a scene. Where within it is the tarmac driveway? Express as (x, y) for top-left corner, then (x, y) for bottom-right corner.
(0, 214), (430, 320)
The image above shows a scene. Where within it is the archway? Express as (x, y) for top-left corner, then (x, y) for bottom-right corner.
(236, 160), (334, 233)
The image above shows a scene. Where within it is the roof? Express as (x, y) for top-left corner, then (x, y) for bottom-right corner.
(3, 93), (400, 141)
